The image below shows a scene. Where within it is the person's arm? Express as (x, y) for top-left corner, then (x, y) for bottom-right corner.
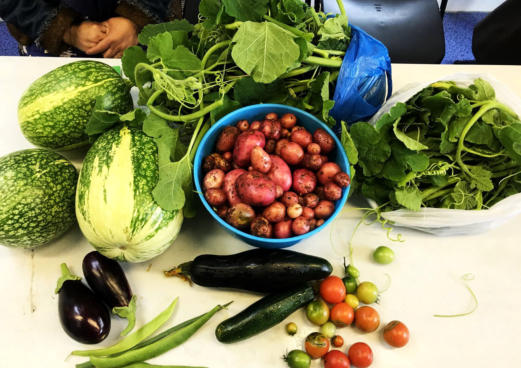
(0, 0), (80, 54)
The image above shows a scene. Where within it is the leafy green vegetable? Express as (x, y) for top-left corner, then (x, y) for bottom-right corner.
(89, 0), (351, 214)
(345, 78), (521, 211)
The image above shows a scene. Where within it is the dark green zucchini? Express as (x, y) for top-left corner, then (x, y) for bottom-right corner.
(164, 248), (332, 292)
(215, 284), (314, 343)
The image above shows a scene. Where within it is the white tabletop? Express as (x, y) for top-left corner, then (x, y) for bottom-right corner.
(1, 56), (521, 368)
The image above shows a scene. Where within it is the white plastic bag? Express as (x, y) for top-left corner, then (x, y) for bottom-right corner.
(367, 73), (521, 236)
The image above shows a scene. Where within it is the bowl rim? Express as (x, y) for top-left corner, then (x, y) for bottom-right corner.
(193, 103), (350, 245)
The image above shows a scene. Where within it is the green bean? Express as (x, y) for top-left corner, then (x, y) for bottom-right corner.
(71, 298), (178, 357)
(120, 363), (206, 368)
(90, 303), (229, 368)
(75, 314), (205, 368)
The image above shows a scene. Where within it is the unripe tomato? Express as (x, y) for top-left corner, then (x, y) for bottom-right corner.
(304, 332), (330, 359)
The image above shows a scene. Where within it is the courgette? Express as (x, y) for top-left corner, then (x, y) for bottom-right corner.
(215, 284), (314, 343)
(165, 248), (332, 292)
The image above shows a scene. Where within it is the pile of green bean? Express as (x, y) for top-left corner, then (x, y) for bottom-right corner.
(72, 298), (230, 368)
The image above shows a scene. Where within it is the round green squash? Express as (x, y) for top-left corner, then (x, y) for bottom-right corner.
(18, 60), (133, 151)
(0, 149), (78, 249)
(76, 125), (183, 263)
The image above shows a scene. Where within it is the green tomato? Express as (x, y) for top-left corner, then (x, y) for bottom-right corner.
(306, 298), (330, 326)
(319, 321), (337, 338)
(286, 322), (298, 336)
(285, 349), (311, 368)
(356, 281), (379, 304)
(342, 276), (358, 294)
(373, 246), (395, 264)
(346, 264), (360, 278)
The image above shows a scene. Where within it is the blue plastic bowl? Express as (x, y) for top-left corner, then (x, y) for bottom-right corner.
(194, 104), (350, 248)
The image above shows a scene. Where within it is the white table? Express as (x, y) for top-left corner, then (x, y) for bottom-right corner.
(1, 57), (521, 368)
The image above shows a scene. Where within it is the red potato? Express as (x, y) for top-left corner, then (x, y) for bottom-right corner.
(226, 203), (255, 229)
(203, 153), (231, 173)
(315, 200), (335, 219)
(316, 219), (325, 227)
(280, 113), (297, 129)
(222, 151), (232, 161)
(274, 220), (293, 238)
(267, 155), (292, 192)
(260, 119), (281, 140)
(233, 130), (266, 167)
(287, 203), (303, 219)
(275, 185), (284, 198)
(263, 202), (286, 223)
(265, 139), (276, 154)
(303, 193), (319, 208)
(281, 191), (299, 207)
(223, 169), (247, 206)
(204, 188), (227, 207)
(265, 112), (278, 120)
(313, 128), (336, 154)
(317, 162), (342, 185)
(216, 126), (239, 152)
(315, 186), (325, 200)
(302, 207), (315, 219)
(236, 171), (277, 207)
(302, 154), (325, 171)
(292, 216), (311, 235)
(251, 146), (272, 174)
(281, 128), (291, 138)
(203, 169), (225, 190)
(292, 168), (317, 195)
(275, 139), (289, 156)
(236, 120), (249, 131)
(307, 143), (321, 155)
(334, 172), (351, 188)
(324, 182), (343, 201)
(309, 218), (317, 230)
(250, 216), (273, 238)
(291, 128), (313, 148)
(280, 142), (304, 166)
(250, 120), (261, 130)
(216, 205), (228, 218)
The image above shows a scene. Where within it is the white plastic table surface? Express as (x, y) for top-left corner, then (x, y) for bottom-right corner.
(1, 57), (521, 368)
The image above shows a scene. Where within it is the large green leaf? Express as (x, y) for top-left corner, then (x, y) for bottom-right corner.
(231, 21), (300, 83)
(222, 0), (269, 21)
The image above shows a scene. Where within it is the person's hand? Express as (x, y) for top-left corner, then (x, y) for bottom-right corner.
(63, 21), (108, 52)
(86, 17), (138, 58)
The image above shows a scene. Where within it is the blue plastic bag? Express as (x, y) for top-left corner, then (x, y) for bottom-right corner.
(331, 25), (392, 124)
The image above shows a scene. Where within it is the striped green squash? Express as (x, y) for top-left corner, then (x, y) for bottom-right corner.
(18, 60), (133, 151)
(0, 149), (78, 249)
(76, 125), (183, 263)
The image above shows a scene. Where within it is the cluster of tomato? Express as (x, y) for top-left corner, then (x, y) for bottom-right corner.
(285, 266), (409, 368)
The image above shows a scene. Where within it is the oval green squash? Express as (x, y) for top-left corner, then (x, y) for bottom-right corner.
(18, 60), (133, 151)
(76, 125), (183, 263)
(0, 149), (78, 249)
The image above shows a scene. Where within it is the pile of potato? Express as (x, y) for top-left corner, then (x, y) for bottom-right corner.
(202, 112), (350, 238)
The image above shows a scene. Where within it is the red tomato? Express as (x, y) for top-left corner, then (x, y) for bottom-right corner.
(324, 350), (350, 368)
(331, 335), (344, 348)
(320, 276), (347, 304)
(354, 306), (380, 332)
(330, 302), (354, 326)
(383, 320), (410, 348)
(304, 332), (330, 359)
(348, 342), (373, 368)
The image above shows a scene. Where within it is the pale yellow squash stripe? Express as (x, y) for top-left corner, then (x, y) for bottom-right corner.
(18, 78), (119, 122)
(76, 127), (183, 262)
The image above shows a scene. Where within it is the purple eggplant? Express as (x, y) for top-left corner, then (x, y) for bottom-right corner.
(82, 251), (136, 336)
(55, 263), (110, 344)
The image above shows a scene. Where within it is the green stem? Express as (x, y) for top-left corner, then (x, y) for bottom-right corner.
(113, 295), (138, 336)
(336, 0), (347, 18)
(420, 177), (460, 200)
(224, 21), (242, 30)
(303, 55), (343, 68)
(455, 102), (507, 179)
(55, 263), (81, 294)
(422, 187), (453, 202)
(280, 66), (315, 79)
(201, 40), (232, 70)
(462, 146), (504, 158)
(263, 15), (314, 40)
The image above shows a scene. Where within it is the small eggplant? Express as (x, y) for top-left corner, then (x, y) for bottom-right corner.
(55, 263), (110, 344)
(82, 251), (136, 336)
